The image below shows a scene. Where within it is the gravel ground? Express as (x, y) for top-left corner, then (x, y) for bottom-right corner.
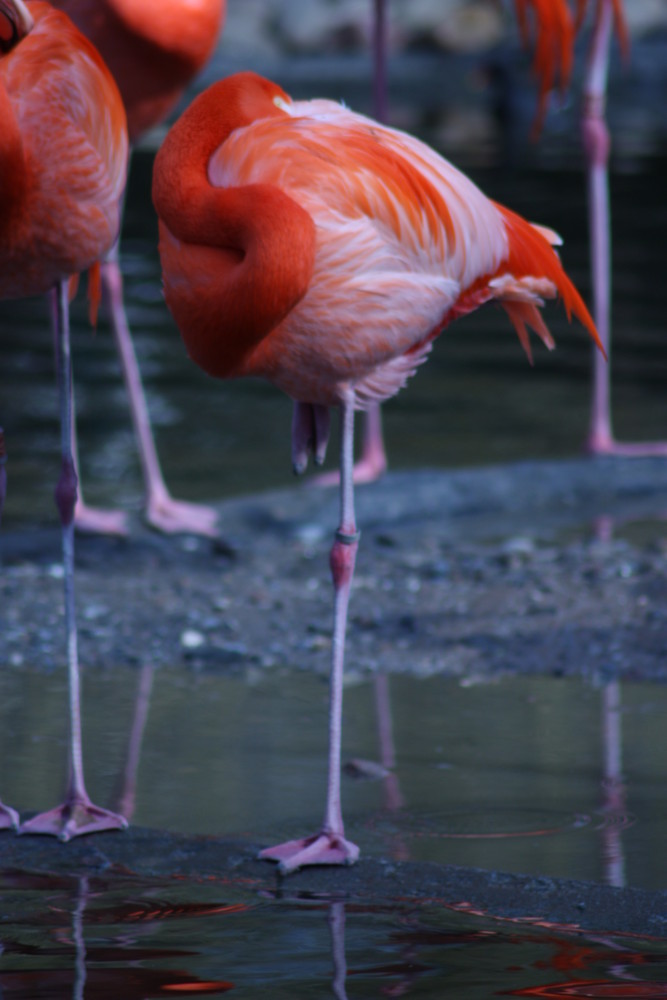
(2, 456), (667, 684)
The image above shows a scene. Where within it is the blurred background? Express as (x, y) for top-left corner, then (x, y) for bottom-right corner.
(2, 0), (667, 526)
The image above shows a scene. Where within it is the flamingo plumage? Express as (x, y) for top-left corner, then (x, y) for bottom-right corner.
(152, 71), (602, 872)
(0, 0), (129, 839)
(49, 0), (227, 537)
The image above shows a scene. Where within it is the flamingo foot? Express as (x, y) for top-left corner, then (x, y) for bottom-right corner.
(0, 801), (19, 831)
(75, 500), (129, 537)
(259, 831), (360, 874)
(586, 432), (667, 458)
(312, 452), (388, 489)
(145, 495), (219, 538)
(19, 794), (128, 842)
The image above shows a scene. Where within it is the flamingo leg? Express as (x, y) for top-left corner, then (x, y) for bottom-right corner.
(20, 282), (128, 841)
(313, 1), (389, 489)
(102, 240), (220, 536)
(584, 1), (667, 456)
(0, 428), (20, 831)
(259, 390), (360, 872)
(352, 0), (391, 484)
(73, 176), (220, 539)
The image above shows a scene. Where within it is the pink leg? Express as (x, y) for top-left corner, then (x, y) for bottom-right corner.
(20, 283), (128, 842)
(313, 3), (389, 489)
(312, 401), (388, 488)
(110, 661), (154, 822)
(103, 242), (220, 536)
(353, 1), (391, 484)
(71, 387), (129, 537)
(260, 391), (360, 872)
(584, 2), (667, 457)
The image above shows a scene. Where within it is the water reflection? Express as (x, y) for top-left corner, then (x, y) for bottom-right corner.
(0, 668), (664, 891)
(0, 866), (665, 997)
(599, 679), (628, 889)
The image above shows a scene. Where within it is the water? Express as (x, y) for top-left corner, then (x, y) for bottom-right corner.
(2, 871), (666, 998)
(1, 670), (667, 996)
(0, 669), (665, 890)
(1, 155), (667, 522)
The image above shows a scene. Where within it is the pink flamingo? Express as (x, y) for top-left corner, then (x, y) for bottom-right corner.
(1, 0), (129, 839)
(152, 71), (602, 871)
(50, 0), (227, 536)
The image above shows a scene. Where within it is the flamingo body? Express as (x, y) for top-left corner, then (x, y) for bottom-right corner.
(155, 73), (600, 409)
(153, 71), (601, 872)
(51, 0), (226, 140)
(0, 0), (129, 840)
(0, 1), (126, 293)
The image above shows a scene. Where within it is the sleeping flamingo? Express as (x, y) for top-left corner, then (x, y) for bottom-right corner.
(50, 0), (227, 536)
(0, 0), (129, 839)
(344, 0), (578, 484)
(152, 71), (603, 871)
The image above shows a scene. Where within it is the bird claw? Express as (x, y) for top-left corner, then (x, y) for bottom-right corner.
(0, 801), (19, 831)
(19, 796), (128, 842)
(586, 434), (667, 458)
(259, 831), (360, 874)
(145, 496), (219, 538)
(75, 501), (129, 537)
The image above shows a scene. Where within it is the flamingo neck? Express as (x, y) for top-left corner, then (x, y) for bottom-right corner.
(152, 73), (317, 380)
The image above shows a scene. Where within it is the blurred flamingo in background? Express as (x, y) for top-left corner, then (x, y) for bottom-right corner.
(50, 0), (227, 536)
(344, 0), (578, 484)
(152, 71), (602, 870)
(358, 0), (652, 481)
(0, 0), (129, 839)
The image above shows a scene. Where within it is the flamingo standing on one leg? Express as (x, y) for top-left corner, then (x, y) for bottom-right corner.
(152, 71), (603, 871)
(0, 0), (129, 839)
(326, 0), (578, 485)
(49, 0), (227, 537)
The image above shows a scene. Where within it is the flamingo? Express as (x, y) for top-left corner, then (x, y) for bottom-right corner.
(152, 71), (603, 871)
(0, 0), (129, 839)
(49, 0), (227, 537)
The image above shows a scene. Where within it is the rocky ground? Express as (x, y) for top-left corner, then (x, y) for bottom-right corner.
(3, 456), (667, 684)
